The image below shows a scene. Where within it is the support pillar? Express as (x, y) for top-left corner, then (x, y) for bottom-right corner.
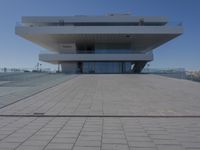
(61, 62), (78, 73)
(133, 61), (147, 73)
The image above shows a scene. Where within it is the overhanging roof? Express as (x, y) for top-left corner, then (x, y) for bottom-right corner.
(15, 26), (183, 52)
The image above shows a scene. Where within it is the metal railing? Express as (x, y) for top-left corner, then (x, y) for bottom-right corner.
(16, 21), (183, 27)
(0, 67), (52, 73)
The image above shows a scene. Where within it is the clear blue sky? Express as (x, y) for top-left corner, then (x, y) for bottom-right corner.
(0, 0), (199, 71)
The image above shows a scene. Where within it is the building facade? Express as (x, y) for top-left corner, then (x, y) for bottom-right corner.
(16, 14), (183, 73)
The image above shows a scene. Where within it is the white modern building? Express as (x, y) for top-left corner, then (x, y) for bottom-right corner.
(16, 14), (183, 73)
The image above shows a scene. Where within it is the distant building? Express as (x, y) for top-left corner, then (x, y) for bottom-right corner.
(16, 14), (183, 73)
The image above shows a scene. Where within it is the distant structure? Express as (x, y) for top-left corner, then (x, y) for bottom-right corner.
(16, 14), (183, 73)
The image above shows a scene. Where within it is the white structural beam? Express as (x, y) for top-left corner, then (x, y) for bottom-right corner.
(16, 26), (183, 35)
(22, 16), (167, 24)
(39, 53), (153, 63)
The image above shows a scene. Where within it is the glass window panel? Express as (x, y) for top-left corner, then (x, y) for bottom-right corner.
(82, 62), (132, 73)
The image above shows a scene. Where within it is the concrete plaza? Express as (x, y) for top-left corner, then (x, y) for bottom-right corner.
(0, 74), (200, 150)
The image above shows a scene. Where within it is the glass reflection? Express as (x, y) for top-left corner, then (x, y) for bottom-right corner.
(82, 62), (132, 73)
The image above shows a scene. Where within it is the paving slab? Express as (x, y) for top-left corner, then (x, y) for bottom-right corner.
(0, 74), (199, 116)
(0, 117), (199, 150)
(0, 73), (76, 108)
(0, 74), (199, 150)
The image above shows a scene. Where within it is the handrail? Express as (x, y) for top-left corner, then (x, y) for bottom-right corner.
(16, 21), (183, 27)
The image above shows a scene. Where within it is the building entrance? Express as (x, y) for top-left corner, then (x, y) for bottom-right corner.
(82, 62), (132, 74)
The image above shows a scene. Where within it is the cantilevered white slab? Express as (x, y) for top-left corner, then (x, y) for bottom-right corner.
(21, 15), (168, 24)
(39, 53), (153, 63)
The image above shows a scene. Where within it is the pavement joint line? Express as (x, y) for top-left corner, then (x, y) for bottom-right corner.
(29, 77), (79, 115)
(119, 118), (131, 150)
(0, 117), (38, 143)
(55, 82), (86, 116)
(0, 75), (78, 110)
(71, 116), (87, 150)
(42, 117), (71, 150)
(100, 117), (104, 150)
(0, 115), (200, 117)
(13, 116), (56, 150)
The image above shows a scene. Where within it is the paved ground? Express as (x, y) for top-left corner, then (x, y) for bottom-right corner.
(0, 74), (200, 150)
(0, 74), (200, 116)
(0, 73), (76, 108)
(0, 117), (200, 150)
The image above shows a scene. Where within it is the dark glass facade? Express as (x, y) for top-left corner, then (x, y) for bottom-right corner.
(77, 49), (135, 54)
(77, 43), (135, 73)
(82, 62), (133, 74)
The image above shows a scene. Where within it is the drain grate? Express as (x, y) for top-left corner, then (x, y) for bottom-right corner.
(33, 112), (45, 116)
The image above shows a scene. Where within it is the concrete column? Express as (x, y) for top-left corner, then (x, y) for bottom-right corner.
(61, 62), (78, 73)
(59, 43), (77, 73)
(133, 61), (147, 73)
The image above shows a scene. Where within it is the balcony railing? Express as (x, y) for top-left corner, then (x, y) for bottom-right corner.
(39, 50), (151, 54)
(16, 21), (183, 27)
